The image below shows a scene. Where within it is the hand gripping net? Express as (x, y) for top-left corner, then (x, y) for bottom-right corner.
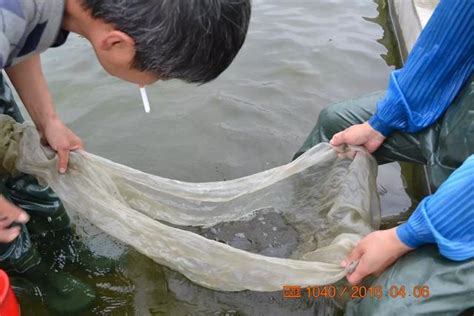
(0, 115), (380, 291)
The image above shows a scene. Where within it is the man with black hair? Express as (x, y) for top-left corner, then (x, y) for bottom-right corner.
(0, 0), (251, 311)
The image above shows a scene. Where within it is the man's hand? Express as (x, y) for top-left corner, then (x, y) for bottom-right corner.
(341, 228), (413, 285)
(0, 196), (29, 242)
(5, 55), (84, 173)
(330, 122), (386, 153)
(41, 117), (84, 173)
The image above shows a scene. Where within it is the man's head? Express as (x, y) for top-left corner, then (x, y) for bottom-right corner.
(66, 0), (251, 85)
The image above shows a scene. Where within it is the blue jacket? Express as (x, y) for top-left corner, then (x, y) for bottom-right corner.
(368, 0), (473, 260)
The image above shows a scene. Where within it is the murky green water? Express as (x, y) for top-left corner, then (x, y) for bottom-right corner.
(12, 0), (417, 314)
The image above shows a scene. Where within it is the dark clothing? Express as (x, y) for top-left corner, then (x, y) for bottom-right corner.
(0, 73), (68, 272)
(294, 77), (474, 189)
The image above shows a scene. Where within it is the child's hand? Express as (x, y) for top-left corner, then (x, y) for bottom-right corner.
(0, 196), (29, 242)
(41, 117), (84, 173)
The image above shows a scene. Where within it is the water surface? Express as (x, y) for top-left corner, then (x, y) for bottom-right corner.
(16, 0), (414, 314)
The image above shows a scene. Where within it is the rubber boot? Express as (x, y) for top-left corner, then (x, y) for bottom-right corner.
(21, 257), (96, 314)
(4, 174), (69, 228)
(0, 226), (96, 314)
(0, 225), (41, 273)
(4, 174), (116, 274)
(0, 74), (24, 123)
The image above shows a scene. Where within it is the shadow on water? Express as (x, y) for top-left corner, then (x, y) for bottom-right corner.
(364, 0), (403, 69)
(8, 0), (426, 315)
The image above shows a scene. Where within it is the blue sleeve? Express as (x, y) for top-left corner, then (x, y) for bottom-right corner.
(396, 155), (474, 261)
(368, 0), (474, 136)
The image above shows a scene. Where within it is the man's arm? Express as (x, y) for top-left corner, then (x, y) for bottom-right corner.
(342, 156), (474, 285)
(5, 55), (56, 131)
(331, 0), (473, 151)
(5, 54), (83, 173)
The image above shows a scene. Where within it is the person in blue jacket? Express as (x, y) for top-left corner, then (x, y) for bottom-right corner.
(295, 0), (473, 285)
(0, 0), (250, 312)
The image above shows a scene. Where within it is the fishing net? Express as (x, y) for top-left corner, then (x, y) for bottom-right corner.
(0, 114), (381, 291)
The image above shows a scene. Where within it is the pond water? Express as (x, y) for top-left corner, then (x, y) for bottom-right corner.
(13, 0), (416, 314)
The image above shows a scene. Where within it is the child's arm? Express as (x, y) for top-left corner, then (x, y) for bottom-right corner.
(6, 54), (83, 173)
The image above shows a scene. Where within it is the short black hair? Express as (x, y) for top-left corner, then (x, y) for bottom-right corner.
(81, 0), (251, 83)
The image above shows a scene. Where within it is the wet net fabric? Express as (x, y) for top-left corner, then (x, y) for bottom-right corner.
(0, 115), (381, 291)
